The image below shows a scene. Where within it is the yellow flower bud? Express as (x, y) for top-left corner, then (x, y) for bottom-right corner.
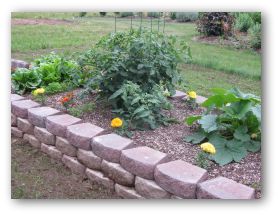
(251, 133), (258, 139)
(200, 142), (216, 154)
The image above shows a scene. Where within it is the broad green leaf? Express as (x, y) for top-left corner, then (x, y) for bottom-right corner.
(251, 105), (261, 122)
(208, 134), (227, 148)
(226, 140), (248, 162)
(233, 126), (250, 142)
(202, 94), (239, 108)
(245, 140), (261, 152)
(210, 88), (228, 95)
(183, 130), (207, 144)
(199, 114), (218, 133)
(212, 147), (233, 166)
(202, 95), (224, 108)
(185, 115), (202, 126)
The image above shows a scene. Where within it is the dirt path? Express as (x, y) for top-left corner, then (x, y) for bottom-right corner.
(11, 18), (73, 25)
(11, 137), (119, 199)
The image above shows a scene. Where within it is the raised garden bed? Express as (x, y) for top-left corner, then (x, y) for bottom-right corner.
(19, 88), (261, 198)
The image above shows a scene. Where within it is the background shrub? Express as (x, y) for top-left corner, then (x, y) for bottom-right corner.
(248, 23), (261, 49)
(170, 12), (176, 20)
(235, 13), (254, 32)
(147, 12), (161, 18)
(249, 12), (261, 24)
(196, 12), (234, 36)
(120, 12), (134, 17)
(78, 12), (87, 17)
(99, 12), (106, 17)
(176, 12), (198, 22)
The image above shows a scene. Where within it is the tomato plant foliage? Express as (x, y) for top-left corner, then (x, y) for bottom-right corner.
(80, 30), (191, 130)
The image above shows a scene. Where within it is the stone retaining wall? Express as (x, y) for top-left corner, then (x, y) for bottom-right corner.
(11, 93), (256, 199)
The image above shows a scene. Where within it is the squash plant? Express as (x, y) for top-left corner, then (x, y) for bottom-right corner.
(184, 88), (261, 165)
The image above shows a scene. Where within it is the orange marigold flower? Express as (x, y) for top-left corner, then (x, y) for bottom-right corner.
(60, 96), (70, 103)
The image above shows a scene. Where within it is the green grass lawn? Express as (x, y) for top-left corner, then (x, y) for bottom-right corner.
(11, 13), (261, 96)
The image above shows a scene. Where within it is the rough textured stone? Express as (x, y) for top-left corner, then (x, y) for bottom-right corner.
(120, 146), (168, 180)
(11, 94), (25, 102)
(154, 160), (208, 199)
(85, 168), (114, 190)
(170, 90), (187, 100)
(115, 184), (144, 199)
(41, 143), (62, 160)
(56, 136), (77, 156)
(12, 99), (40, 118)
(11, 113), (17, 126)
(46, 114), (82, 137)
(62, 155), (86, 175)
(23, 134), (41, 148)
(92, 133), (134, 163)
(28, 106), (60, 128)
(101, 160), (135, 186)
(77, 149), (102, 170)
(11, 127), (23, 138)
(17, 117), (34, 134)
(135, 176), (170, 199)
(171, 195), (183, 199)
(11, 59), (30, 71)
(66, 123), (104, 150)
(34, 126), (55, 145)
(196, 95), (207, 105)
(197, 176), (255, 199)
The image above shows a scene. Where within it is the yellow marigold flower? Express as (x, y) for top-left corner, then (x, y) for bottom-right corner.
(33, 88), (45, 96)
(188, 91), (197, 99)
(200, 142), (216, 154)
(111, 117), (123, 128)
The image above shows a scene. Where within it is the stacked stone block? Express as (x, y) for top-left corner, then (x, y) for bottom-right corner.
(11, 93), (255, 199)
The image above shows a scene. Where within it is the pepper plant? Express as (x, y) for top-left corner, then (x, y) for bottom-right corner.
(184, 88), (261, 165)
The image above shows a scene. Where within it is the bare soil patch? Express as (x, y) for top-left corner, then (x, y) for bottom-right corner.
(192, 31), (251, 48)
(11, 137), (119, 199)
(24, 88), (261, 198)
(12, 18), (73, 26)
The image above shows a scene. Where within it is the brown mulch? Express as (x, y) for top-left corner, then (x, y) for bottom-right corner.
(11, 18), (73, 26)
(25, 89), (261, 199)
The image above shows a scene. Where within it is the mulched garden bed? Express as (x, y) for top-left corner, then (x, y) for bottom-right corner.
(24, 88), (261, 198)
